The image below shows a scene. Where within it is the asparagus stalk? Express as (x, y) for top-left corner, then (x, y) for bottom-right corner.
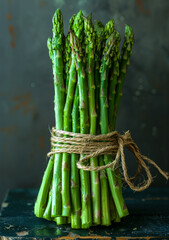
(107, 26), (134, 219)
(100, 21), (129, 218)
(99, 156), (111, 226)
(104, 19), (115, 41)
(71, 11), (92, 229)
(34, 156), (54, 217)
(61, 52), (75, 216)
(71, 86), (81, 229)
(104, 134), (129, 219)
(51, 9), (65, 217)
(94, 20), (104, 135)
(67, 216), (71, 224)
(77, 48), (92, 228)
(34, 37), (55, 219)
(43, 189), (53, 221)
(64, 37), (71, 92)
(100, 32), (116, 225)
(34, 39), (55, 220)
(108, 30), (121, 131)
(83, 15), (101, 226)
(64, 15), (76, 92)
(55, 217), (67, 225)
(71, 32), (92, 229)
(112, 25), (134, 129)
(65, 13), (83, 228)
(98, 21), (116, 225)
(37, 37), (59, 221)
(61, 17), (78, 217)
(109, 193), (116, 222)
(107, 30), (128, 220)
(100, 31), (128, 218)
(94, 20), (113, 226)
(84, 16), (97, 135)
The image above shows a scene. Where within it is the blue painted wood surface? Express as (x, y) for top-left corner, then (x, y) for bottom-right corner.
(0, 188), (169, 239)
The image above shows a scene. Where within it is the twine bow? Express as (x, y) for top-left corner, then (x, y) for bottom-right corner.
(47, 127), (168, 192)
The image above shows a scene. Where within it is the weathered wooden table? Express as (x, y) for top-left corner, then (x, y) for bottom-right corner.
(0, 188), (169, 239)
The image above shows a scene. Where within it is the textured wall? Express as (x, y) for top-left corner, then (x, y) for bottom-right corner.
(0, 0), (169, 204)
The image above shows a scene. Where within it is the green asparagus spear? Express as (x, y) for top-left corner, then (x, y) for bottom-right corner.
(71, 11), (92, 229)
(99, 20), (119, 225)
(67, 216), (71, 224)
(104, 19), (115, 41)
(71, 86), (81, 229)
(100, 32), (128, 218)
(64, 15), (76, 92)
(99, 156), (111, 226)
(109, 192), (116, 222)
(70, 11), (84, 227)
(43, 189), (53, 221)
(34, 38), (55, 218)
(112, 25), (134, 129)
(47, 37), (54, 64)
(94, 20), (113, 226)
(34, 156), (54, 217)
(72, 10), (84, 44)
(99, 33), (116, 226)
(107, 31), (127, 220)
(65, 13), (82, 229)
(51, 9), (65, 217)
(55, 216), (67, 225)
(84, 15), (101, 225)
(71, 33), (92, 229)
(61, 17), (78, 217)
(108, 30), (121, 131)
(94, 20), (105, 134)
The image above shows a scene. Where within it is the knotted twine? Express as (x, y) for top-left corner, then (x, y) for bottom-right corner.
(47, 127), (168, 192)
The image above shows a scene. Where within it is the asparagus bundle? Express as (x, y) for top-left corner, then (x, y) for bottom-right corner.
(34, 9), (134, 229)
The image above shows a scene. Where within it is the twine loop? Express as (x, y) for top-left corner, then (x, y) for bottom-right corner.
(47, 127), (168, 192)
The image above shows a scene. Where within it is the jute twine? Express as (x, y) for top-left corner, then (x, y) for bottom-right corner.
(47, 127), (168, 192)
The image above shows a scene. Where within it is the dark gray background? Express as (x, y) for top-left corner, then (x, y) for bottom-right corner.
(0, 0), (169, 204)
